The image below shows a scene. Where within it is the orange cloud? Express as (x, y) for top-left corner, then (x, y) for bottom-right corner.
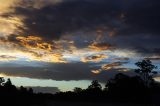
(89, 42), (114, 51)
(81, 54), (108, 63)
(0, 35), (68, 63)
(91, 69), (102, 74)
(16, 36), (54, 51)
(101, 62), (125, 70)
(154, 77), (160, 81)
(28, 53), (68, 63)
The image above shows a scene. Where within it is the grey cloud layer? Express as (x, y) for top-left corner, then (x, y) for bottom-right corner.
(0, 62), (134, 82)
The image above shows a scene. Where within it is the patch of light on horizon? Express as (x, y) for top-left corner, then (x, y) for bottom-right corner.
(1, 75), (105, 91)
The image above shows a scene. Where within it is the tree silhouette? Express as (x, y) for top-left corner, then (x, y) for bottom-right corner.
(87, 80), (102, 90)
(4, 78), (12, 87)
(19, 86), (28, 93)
(28, 88), (33, 94)
(135, 59), (157, 87)
(0, 77), (5, 86)
(73, 87), (83, 93)
(104, 73), (148, 103)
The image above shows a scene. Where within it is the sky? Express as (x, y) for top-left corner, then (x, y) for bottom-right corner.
(0, 0), (160, 93)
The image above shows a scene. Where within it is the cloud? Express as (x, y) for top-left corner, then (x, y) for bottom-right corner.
(89, 42), (114, 51)
(0, 0), (18, 13)
(144, 57), (160, 61)
(153, 76), (160, 82)
(0, 16), (25, 37)
(0, 55), (17, 61)
(91, 69), (102, 74)
(101, 62), (128, 70)
(10, 0), (160, 37)
(121, 0), (160, 36)
(0, 62), (94, 80)
(15, 36), (53, 51)
(4, 0), (123, 39)
(0, 0), (159, 56)
(0, 0), (25, 37)
(0, 35), (68, 63)
(0, 0), (61, 38)
(81, 54), (108, 63)
(113, 57), (129, 61)
(0, 62), (134, 82)
(90, 61), (129, 75)
(18, 0), (62, 9)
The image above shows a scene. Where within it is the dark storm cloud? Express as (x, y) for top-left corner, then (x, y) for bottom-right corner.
(10, 0), (160, 38)
(4, 0), (160, 55)
(120, 0), (160, 36)
(0, 62), (134, 82)
(112, 0), (160, 55)
(9, 0), (123, 39)
(109, 35), (160, 56)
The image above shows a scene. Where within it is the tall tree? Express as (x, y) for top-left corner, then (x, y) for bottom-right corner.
(135, 59), (157, 87)
(88, 80), (102, 90)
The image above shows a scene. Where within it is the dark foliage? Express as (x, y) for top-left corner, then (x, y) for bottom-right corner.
(135, 59), (157, 87)
(53, 74), (150, 103)
(0, 78), (51, 106)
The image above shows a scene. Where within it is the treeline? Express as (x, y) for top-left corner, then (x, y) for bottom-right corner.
(0, 59), (160, 106)
(53, 74), (160, 104)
